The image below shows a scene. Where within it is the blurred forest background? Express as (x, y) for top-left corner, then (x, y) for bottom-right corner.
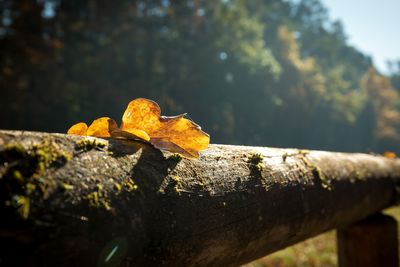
(2, 0), (400, 153)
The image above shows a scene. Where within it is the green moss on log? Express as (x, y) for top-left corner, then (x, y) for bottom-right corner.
(167, 153), (182, 162)
(248, 153), (264, 174)
(0, 139), (71, 219)
(75, 139), (107, 152)
(298, 153), (331, 190)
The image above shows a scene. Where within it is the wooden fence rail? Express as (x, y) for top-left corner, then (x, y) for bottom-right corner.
(0, 130), (400, 266)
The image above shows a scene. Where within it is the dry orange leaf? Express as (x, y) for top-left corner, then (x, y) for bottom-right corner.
(86, 117), (118, 138)
(67, 98), (210, 158)
(68, 117), (118, 138)
(383, 151), (397, 159)
(67, 122), (88, 135)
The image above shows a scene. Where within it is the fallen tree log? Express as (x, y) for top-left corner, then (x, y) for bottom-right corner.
(0, 130), (399, 267)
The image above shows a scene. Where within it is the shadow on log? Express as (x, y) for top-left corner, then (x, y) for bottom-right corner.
(0, 130), (400, 266)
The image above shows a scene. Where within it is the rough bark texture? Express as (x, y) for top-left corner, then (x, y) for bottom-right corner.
(0, 130), (400, 267)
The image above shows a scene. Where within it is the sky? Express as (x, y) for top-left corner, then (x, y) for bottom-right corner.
(322, 0), (400, 74)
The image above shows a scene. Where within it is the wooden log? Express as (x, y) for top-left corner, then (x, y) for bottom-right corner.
(0, 130), (400, 267)
(337, 213), (399, 267)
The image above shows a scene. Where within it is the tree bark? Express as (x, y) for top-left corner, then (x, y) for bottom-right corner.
(0, 130), (399, 267)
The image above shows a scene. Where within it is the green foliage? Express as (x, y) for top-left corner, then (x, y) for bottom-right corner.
(210, 0), (281, 77)
(0, 0), (400, 153)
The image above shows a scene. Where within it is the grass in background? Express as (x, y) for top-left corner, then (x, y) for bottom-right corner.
(244, 206), (400, 267)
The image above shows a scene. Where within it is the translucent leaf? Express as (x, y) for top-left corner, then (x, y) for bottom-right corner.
(67, 98), (210, 158)
(383, 151), (397, 159)
(111, 128), (150, 141)
(86, 117), (118, 137)
(121, 98), (209, 158)
(67, 122), (88, 135)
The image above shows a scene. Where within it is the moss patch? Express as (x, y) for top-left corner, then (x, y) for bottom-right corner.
(122, 178), (138, 192)
(248, 153), (264, 175)
(75, 139), (107, 152)
(298, 154), (331, 190)
(60, 182), (74, 191)
(167, 153), (182, 163)
(161, 175), (184, 195)
(83, 178), (138, 212)
(84, 183), (112, 211)
(171, 175), (183, 193)
(0, 139), (71, 219)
